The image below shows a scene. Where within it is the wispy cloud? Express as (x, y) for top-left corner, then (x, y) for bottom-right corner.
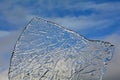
(0, 0), (120, 30)
(48, 2), (120, 29)
(49, 16), (115, 30)
(0, 0), (32, 30)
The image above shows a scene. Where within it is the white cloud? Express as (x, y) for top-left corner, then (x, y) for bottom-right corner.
(0, 30), (21, 73)
(48, 16), (114, 30)
(0, 70), (8, 80)
(0, 0), (32, 26)
(0, 31), (10, 38)
(0, 0), (119, 31)
(59, 1), (120, 15)
(102, 33), (120, 80)
(45, 2), (120, 31)
(0, 31), (20, 54)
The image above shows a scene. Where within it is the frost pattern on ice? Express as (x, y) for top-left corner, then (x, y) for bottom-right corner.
(9, 17), (114, 80)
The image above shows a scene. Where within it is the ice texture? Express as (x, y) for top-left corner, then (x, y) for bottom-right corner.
(9, 17), (114, 80)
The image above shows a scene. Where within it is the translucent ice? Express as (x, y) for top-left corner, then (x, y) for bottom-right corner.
(9, 17), (114, 80)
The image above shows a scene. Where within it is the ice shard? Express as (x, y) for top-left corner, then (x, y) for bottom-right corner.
(9, 17), (114, 80)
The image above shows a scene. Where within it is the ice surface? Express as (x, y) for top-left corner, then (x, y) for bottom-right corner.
(9, 17), (114, 80)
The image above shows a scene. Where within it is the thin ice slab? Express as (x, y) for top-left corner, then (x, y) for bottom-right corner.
(9, 17), (114, 80)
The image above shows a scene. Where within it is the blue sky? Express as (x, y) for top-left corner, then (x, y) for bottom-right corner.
(0, 0), (120, 38)
(0, 0), (120, 80)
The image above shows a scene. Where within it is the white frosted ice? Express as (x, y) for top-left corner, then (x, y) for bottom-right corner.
(9, 17), (114, 80)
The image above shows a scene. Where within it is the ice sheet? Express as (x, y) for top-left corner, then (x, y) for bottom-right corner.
(9, 17), (114, 80)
